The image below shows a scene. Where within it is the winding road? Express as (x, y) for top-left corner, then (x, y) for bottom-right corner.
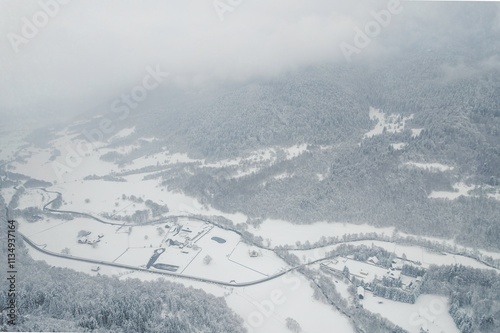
(12, 187), (500, 290)
(19, 229), (304, 288)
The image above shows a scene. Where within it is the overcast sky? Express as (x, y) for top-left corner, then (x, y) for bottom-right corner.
(0, 0), (499, 119)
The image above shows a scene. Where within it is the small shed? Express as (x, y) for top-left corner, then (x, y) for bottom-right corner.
(357, 286), (365, 300)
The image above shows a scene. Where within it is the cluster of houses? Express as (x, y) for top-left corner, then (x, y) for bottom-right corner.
(164, 224), (193, 249)
(163, 222), (212, 250)
(321, 255), (424, 300)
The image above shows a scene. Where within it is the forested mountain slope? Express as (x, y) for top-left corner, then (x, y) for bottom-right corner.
(120, 53), (499, 250)
(26, 2), (500, 251)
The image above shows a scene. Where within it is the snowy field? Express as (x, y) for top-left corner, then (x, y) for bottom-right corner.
(20, 217), (130, 262)
(204, 144), (307, 169)
(8, 123), (312, 200)
(52, 177), (200, 217)
(411, 128), (424, 137)
(181, 226), (287, 283)
(273, 172), (294, 180)
(363, 294), (459, 333)
(16, 188), (50, 210)
(0, 188), (16, 205)
(227, 271), (355, 333)
(50, 175), (250, 226)
(24, 242), (229, 297)
(250, 219), (395, 247)
(203, 144), (308, 180)
(112, 126), (135, 139)
(203, 147), (275, 168)
(10, 147), (62, 182)
(123, 150), (200, 172)
(391, 142), (407, 150)
(428, 182), (475, 200)
(99, 144), (140, 155)
(428, 182), (500, 202)
(17, 208), (287, 283)
(10, 140), (115, 183)
(363, 107), (414, 139)
(404, 162), (454, 172)
(228, 241), (289, 276)
(0, 121), (39, 161)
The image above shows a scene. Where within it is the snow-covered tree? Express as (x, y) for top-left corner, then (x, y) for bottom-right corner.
(285, 317), (302, 333)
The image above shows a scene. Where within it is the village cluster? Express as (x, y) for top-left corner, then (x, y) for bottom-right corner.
(160, 219), (213, 250)
(321, 255), (424, 301)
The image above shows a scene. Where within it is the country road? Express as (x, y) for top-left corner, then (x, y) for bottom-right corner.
(12, 191), (326, 287)
(19, 229), (302, 288)
(12, 187), (500, 290)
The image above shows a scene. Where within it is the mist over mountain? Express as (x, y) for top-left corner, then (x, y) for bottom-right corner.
(1, 1), (499, 120)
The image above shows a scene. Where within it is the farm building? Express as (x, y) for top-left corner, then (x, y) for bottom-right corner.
(386, 269), (401, 280)
(368, 256), (379, 265)
(391, 259), (404, 270)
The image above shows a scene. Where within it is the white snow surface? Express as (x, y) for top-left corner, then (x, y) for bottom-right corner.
(411, 128), (424, 137)
(391, 142), (407, 150)
(364, 107), (414, 139)
(429, 182), (475, 200)
(112, 126), (135, 139)
(404, 162), (454, 172)
(363, 294), (459, 333)
(250, 219), (395, 247)
(227, 272), (355, 333)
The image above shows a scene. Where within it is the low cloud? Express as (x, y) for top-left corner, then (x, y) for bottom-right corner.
(0, 0), (498, 118)
(0, 0), (404, 115)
